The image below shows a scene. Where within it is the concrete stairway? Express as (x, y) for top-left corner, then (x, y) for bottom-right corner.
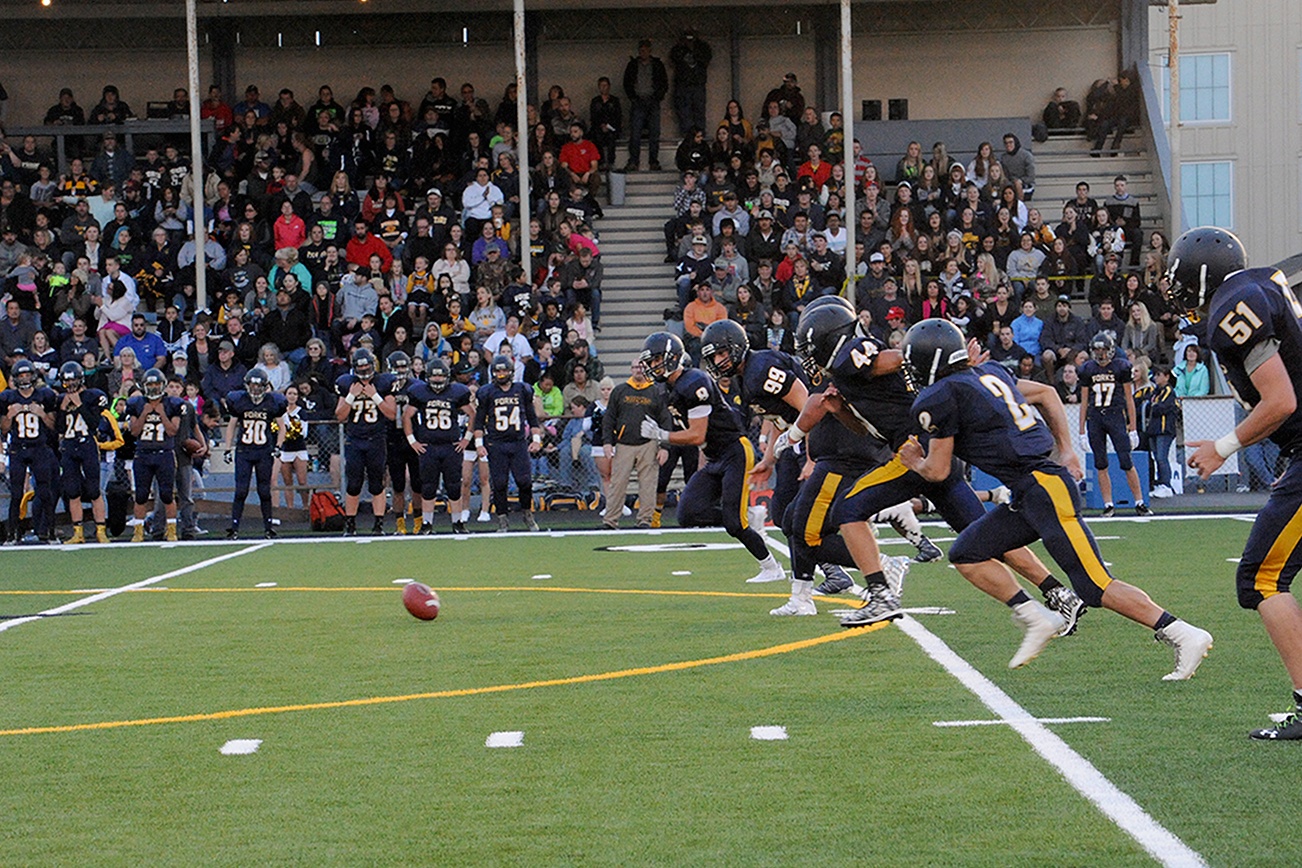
(595, 169), (679, 374)
(1030, 135), (1165, 247)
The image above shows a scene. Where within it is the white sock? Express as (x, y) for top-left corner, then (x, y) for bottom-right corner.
(759, 554), (779, 571)
(792, 579), (814, 602)
(423, 511), (434, 524)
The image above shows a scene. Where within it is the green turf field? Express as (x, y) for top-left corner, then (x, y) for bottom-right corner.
(0, 516), (1289, 865)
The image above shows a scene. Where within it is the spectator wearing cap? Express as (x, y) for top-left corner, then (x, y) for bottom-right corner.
(746, 209), (783, 267)
(88, 85), (134, 126)
(560, 246), (604, 327)
(762, 72), (805, 124)
(707, 257), (742, 307)
(201, 339), (248, 409)
(674, 233), (714, 309)
(854, 252), (889, 303)
(780, 211), (813, 256)
(710, 192), (749, 240)
(806, 233), (844, 294)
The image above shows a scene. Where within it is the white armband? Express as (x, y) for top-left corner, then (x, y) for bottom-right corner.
(475, 436), (484, 448)
(787, 425), (806, 444)
(344, 393), (358, 406)
(1214, 432), (1242, 459)
(532, 434), (542, 444)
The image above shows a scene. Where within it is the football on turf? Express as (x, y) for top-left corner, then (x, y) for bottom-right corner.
(402, 582), (441, 620)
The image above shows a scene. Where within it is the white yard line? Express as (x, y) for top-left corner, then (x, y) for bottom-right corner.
(0, 543), (271, 635)
(761, 530), (1207, 868)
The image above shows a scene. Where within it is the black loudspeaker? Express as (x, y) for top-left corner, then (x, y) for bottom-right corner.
(888, 98), (909, 121)
(861, 99), (881, 121)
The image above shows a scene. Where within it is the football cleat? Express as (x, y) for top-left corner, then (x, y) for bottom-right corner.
(839, 585), (903, 628)
(95, 525), (110, 544)
(1101, 504), (1115, 518)
(1136, 502), (1154, 516)
(745, 556), (787, 584)
(131, 525), (145, 543)
(770, 598), (817, 616)
(814, 563), (855, 596)
(1249, 710), (1302, 741)
(68, 526), (85, 545)
(1009, 601), (1065, 668)
(412, 515), (424, 534)
(650, 510), (662, 529)
(1155, 621), (1213, 681)
(883, 554), (911, 598)
(371, 517), (386, 536)
(226, 527), (240, 540)
(478, 510), (492, 523)
(524, 512), (540, 533)
(914, 537), (944, 563)
(1044, 585), (1088, 637)
(497, 515), (511, 533)
(264, 527), (278, 540)
(451, 521), (468, 535)
(395, 516), (407, 535)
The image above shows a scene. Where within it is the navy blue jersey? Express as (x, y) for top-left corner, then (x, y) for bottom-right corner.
(826, 334), (917, 450)
(408, 381), (473, 445)
(385, 376), (415, 444)
(227, 390), (289, 454)
(737, 349), (806, 428)
(478, 381), (538, 443)
(56, 388), (110, 445)
(124, 395), (185, 453)
(1208, 267), (1302, 455)
(336, 372), (397, 441)
(0, 387), (58, 449)
(912, 363), (1057, 483)
(1078, 356), (1132, 419)
(667, 367), (748, 460)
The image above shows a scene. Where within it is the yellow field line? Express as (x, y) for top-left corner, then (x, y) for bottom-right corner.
(0, 624), (887, 737)
(0, 586), (827, 600)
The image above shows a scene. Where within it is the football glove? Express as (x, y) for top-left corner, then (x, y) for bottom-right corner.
(640, 417), (669, 443)
(1128, 430), (1140, 450)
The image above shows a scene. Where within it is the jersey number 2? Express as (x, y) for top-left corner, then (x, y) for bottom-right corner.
(979, 374), (1037, 431)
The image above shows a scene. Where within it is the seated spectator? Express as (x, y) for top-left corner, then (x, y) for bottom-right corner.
(708, 258), (742, 307)
(1091, 68), (1140, 157)
(560, 246), (604, 327)
(1174, 343), (1209, 397)
(682, 283), (727, 362)
(674, 234), (714, 309)
(1024, 276), (1058, 322)
(112, 312), (169, 371)
(1087, 208), (1126, 275)
(1005, 232), (1046, 295)
(1089, 298), (1125, 344)
(560, 338), (604, 384)
(1042, 87), (1082, 131)
(1105, 174), (1143, 266)
(1010, 299), (1044, 358)
(484, 313), (533, 361)
(989, 325), (1029, 371)
(918, 280), (948, 320)
(1089, 254), (1125, 313)
(563, 362), (601, 406)
(1121, 300), (1160, 362)
(558, 121), (602, 201)
(729, 283), (768, 349)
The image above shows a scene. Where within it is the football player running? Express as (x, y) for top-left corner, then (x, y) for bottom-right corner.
(123, 368), (184, 542)
(789, 303), (1085, 644)
(404, 358), (476, 534)
(899, 318), (1212, 675)
(699, 317), (859, 615)
(55, 361), (122, 544)
(1078, 331), (1151, 516)
(0, 360), (59, 544)
(638, 331), (786, 584)
(223, 368), (288, 539)
(1173, 227), (1302, 737)
(335, 348), (397, 536)
(474, 355), (542, 532)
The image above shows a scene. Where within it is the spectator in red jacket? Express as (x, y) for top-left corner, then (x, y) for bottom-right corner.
(345, 218), (392, 272)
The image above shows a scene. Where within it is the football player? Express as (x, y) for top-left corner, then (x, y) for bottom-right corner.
(335, 348), (397, 536)
(384, 352), (423, 534)
(123, 368), (184, 542)
(790, 303), (1084, 638)
(0, 360), (59, 544)
(638, 331), (786, 583)
(1078, 331), (1151, 516)
(404, 358), (475, 534)
(222, 369), (289, 540)
(55, 361), (122, 544)
(1174, 227), (1302, 738)
(699, 317), (858, 614)
(899, 318), (1212, 675)
(474, 355), (542, 532)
